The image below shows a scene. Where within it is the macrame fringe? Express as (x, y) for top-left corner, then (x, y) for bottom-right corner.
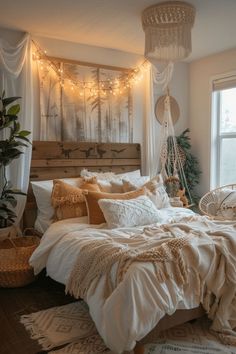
(50, 334), (107, 354)
(66, 232), (191, 301)
(154, 263), (168, 283)
(52, 194), (85, 207)
(209, 296), (219, 318)
(203, 290), (212, 314)
(215, 330), (236, 346)
(104, 264), (114, 299)
(20, 315), (55, 350)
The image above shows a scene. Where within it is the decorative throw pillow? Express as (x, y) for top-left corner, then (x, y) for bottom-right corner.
(51, 178), (100, 221)
(123, 175), (170, 209)
(98, 179), (124, 193)
(98, 195), (161, 228)
(110, 180), (125, 193)
(31, 177), (83, 233)
(122, 176), (150, 192)
(79, 176), (101, 192)
(83, 188), (146, 225)
(51, 181), (87, 220)
(216, 189), (236, 220)
(146, 181), (170, 209)
(97, 180), (113, 193)
(116, 170), (141, 179)
(80, 169), (116, 181)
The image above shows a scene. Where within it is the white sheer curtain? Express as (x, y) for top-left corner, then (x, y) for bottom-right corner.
(0, 33), (34, 230)
(143, 62), (173, 177)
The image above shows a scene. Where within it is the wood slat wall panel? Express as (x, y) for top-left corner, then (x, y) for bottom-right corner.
(30, 165), (138, 181)
(32, 141), (140, 159)
(31, 158), (141, 168)
(24, 141), (141, 229)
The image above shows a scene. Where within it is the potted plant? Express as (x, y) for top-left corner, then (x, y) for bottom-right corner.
(0, 91), (30, 239)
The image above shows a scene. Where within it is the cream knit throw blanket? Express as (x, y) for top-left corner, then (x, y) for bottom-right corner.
(65, 217), (236, 346)
(66, 223), (196, 300)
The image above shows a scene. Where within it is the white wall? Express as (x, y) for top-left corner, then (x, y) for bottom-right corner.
(0, 27), (24, 44)
(189, 48), (236, 196)
(0, 28), (190, 171)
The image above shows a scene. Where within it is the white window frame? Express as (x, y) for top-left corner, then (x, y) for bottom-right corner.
(211, 72), (236, 188)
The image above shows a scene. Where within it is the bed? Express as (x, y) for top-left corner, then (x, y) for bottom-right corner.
(26, 141), (236, 354)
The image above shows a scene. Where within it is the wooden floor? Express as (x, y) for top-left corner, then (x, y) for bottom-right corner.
(0, 272), (75, 354)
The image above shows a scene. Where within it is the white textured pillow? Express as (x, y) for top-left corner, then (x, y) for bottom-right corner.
(31, 177), (81, 233)
(122, 176), (150, 191)
(98, 170), (144, 193)
(97, 180), (113, 193)
(110, 180), (125, 193)
(216, 189), (236, 220)
(116, 169), (141, 179)
(80, 169), (116, 181)
(98, 195), (161, 228)
(123, 175), (170, 209)
(98, 179), (124, 193)
(147, 182), (170, 209)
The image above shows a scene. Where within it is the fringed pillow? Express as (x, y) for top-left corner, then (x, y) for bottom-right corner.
(51, 177), (101, 221)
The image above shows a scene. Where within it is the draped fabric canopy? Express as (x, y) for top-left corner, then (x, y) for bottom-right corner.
(143, 61), (173, 177)
(0, 33), (34, 229)
(0, 31), (173, 230)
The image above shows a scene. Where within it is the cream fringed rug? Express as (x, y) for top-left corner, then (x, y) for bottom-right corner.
(20, 301), (236, 354)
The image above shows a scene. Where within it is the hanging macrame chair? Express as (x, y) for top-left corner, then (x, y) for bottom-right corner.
(158, 93), (194, 207)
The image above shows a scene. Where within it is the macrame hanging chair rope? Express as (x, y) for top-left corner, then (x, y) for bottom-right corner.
(159, 92), (194, 205)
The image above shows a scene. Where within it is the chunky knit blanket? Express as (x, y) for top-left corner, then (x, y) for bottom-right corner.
(66, 216), (236, 346)
(66, 225), (191, 299)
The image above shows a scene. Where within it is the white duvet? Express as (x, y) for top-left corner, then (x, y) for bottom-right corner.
(30, 207), (204, 353)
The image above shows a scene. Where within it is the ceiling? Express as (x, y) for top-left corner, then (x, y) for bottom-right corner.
(1, 0), (236, 61)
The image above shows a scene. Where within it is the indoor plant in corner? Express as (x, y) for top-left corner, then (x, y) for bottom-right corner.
(0, 91), (30, 239)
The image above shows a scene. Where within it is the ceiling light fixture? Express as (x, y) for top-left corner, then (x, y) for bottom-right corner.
(142, 1), (195, 61)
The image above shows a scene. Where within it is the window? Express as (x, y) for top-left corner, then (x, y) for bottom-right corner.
(212, 81), (236, 187)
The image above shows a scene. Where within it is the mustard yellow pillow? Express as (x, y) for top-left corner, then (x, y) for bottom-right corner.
(51, 181), (87, 220)
(51, 177), (101, 221)
(83, 188), (146, 225)
(79, 176), (101, 192)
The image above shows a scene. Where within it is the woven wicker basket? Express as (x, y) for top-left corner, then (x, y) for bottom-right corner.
(0, 236), (40, 288)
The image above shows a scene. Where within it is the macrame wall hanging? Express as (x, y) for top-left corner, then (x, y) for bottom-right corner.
(142, 1), (196, 206)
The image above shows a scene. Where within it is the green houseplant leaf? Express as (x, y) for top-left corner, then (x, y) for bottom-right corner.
(7, 104), (20, 116)
(0, 92), (31, 228)
(2, 96), (21, 107)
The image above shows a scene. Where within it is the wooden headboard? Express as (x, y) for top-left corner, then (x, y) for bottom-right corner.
(24, 141), (141, 229)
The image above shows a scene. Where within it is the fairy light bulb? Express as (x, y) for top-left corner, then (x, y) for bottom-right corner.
(32, 41), (147, 100)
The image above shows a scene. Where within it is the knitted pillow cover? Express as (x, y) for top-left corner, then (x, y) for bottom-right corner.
(83, 188), (146, 225)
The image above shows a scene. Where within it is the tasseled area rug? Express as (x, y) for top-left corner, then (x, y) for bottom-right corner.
(20, 301), (236, 354)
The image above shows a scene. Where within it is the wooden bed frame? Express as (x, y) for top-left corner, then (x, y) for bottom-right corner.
(24, 141), (141, 228)
(24, 140), (205, 353)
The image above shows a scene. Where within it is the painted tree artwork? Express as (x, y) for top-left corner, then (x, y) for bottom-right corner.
(38, 59), (133, 143)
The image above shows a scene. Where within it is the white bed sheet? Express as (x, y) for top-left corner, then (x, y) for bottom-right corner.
(30, 207), (202, 353)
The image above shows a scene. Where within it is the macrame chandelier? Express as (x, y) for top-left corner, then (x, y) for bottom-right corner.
(142, 1), (195, 61)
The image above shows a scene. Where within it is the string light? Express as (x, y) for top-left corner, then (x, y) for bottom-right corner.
(32, 40), (149, 97)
